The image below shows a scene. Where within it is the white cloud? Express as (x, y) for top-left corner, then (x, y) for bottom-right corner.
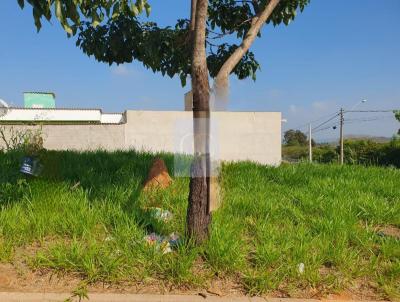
(111, 65), (130, 76)
(312, 101), (330, 111)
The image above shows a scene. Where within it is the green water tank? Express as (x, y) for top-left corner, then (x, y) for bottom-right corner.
(24, 92), (56, 108)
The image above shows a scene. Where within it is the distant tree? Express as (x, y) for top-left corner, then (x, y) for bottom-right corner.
(284, 129), (314, 146)
(395, 110), (400, 135)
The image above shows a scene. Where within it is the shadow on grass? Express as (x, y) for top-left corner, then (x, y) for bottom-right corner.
(0, 149), (178, 211)
(41, 150), (179, 211)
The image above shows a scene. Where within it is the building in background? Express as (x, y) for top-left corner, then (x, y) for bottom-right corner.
(0, 92), (282, 165)
(0, 109), (281, 165)
(24, 92), (56, 108)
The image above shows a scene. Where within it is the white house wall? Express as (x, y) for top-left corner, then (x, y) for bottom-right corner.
(0, 110), (281, 165)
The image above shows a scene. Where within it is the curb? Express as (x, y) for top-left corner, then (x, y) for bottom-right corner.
(0, 293), (260, 302)
(0, 292), (383, 302)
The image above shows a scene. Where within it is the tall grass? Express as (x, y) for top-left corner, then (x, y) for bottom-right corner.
(0, 150), (399, 299)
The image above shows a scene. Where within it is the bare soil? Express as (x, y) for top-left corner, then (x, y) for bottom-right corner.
(377, 225), (400, 240)
(0, 238), (391, 301)
(0, 260), (389, 301)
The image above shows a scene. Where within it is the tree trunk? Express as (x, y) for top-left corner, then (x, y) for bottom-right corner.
(186, 0), (211, 244)
(187, 0), (281, 243)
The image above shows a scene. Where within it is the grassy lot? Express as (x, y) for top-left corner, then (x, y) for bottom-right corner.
(0, 150), (399, 299)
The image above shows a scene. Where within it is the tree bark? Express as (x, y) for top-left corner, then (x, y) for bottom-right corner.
(214, 0), (280, 97)
(187, 0), (211, 244)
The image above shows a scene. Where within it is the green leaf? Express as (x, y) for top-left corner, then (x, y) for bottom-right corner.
(180, 73), (187, 87)
(394, 110), (400, 122)
(63, 23), (73, 35)
(32, 7), (42, 32)
(144, 3), (151, 17)
(55, 0), (63, 22)
(91, 11), (101, 27)
(112, 2), (120, 19)
(17, 0), (24, 9)
(131, 4), (139, 16)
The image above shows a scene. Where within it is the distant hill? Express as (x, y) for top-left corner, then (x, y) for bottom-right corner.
(317, 135), (393, 145)
(344, 135), (392, 143)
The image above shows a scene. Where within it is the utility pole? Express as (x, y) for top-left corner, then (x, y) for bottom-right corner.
(308, 123), (312, 162)
(339, 108), (344, 165)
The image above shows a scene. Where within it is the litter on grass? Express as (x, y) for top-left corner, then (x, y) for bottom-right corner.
(168, 232), (180, 247)
(20, 157), (43, 177)
(104, 235), (114, 242)
(144, 232), (181, 254)
(298, 262), (305, 274)
(148, 207), (173, 222)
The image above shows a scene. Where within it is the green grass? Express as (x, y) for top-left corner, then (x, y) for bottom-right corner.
(0, 150), (399, 299)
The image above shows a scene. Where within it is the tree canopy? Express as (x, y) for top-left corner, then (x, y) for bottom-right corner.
(284, 129), (314, 146)
(395, 110), (400, 135)
(19, 0), (310, 86)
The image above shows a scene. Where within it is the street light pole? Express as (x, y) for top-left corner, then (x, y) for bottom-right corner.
(339, 108), (344, 165)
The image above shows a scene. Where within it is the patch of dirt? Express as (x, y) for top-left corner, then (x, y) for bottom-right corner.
(316, 268), (387, 301)
(0, 246), (391, 301)
(324, 290), (354, 300)
(0, 263), (18, 290)
(206, 277), (243, 297)
(377, 225), (400, 240)
(143, 158), (172, 190)
(0, 263), (391, 301)
(322, 278), (383, 301)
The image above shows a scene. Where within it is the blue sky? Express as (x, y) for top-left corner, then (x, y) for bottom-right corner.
(1, 0), (399, 140)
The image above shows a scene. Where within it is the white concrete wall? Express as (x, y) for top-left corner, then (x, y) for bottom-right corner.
(124, 111), (281, 165)
(0, 110), (281, 165)
(215, 112), (281, 165)
(0, 124), (125, 151)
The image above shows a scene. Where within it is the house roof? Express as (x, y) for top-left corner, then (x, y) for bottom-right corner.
(23, 92), (56, 98)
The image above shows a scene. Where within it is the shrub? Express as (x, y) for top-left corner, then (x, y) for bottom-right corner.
(0, 126), (44, 156)
(343, 139), (381, 165)
(313, 145), (338, 163)
(282, 145), (309, 162)
(282, 138), (400, 167)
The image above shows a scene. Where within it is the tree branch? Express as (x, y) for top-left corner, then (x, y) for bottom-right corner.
(0, 126), (10, 151)
(215, 0), (280, 84)
(190, 0), (197, 32)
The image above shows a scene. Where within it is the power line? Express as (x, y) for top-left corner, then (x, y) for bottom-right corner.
(347, 110), (398, 112)
(292, 110), (340, 131)
(344, 115), (394, 124)
(312, 113), (340, 131)
(313, 124), (337, 134)
(312, 114), (394, 134)
(295, 109), (397, 131)
(290, 108), (398, 140)
(291, 105), (398, 164)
